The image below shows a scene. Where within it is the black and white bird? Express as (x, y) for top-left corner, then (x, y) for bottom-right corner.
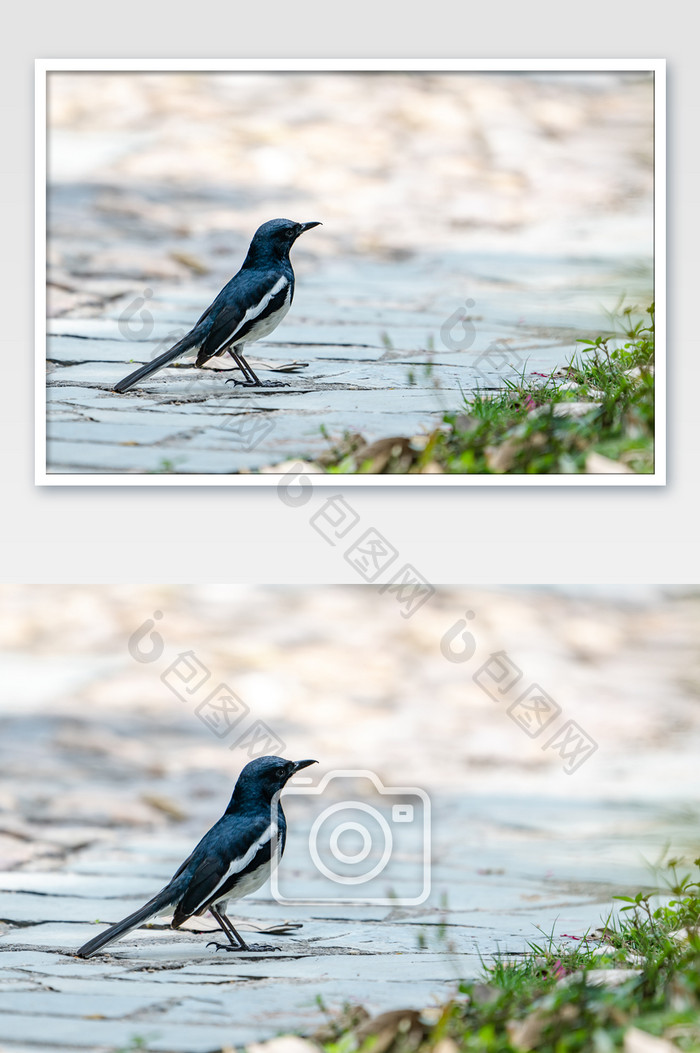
(113, 218), (321, 393)
(76, 756), (317, 958)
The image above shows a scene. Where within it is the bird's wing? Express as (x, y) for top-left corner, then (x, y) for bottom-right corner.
(196, 269), (292, 364)
(172, 813), (281, 924)
(172, 855), (228, 925)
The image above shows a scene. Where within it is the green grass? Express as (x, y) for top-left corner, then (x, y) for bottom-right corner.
(317, 303), (655, 476)
(312, 855), (700, 1053)
(438, 302), (655, 476)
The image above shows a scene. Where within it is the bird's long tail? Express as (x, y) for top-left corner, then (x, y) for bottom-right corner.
(76, 886), (177, 958)
(113, 331), (201, 393)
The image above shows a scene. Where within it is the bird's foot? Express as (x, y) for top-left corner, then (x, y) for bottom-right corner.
(224, 378), (288, 388)
(207, 940), (277, 953)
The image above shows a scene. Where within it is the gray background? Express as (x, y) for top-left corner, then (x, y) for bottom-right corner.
(4, 6), (695, 580)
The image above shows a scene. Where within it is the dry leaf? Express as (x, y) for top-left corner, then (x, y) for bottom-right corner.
(485, 437), (520, 472)
(507, 1005), (577, 1051)
(141, 793), (187, 821)
(170, 250), (209, 274)
(623, 1026), (678, 1053)
(506, 1012), (545, 1051)
(355, 1009), (425, 1053)
(432, 1040), (460, 1053)
(585, 452), (634, 474)
(354, 436), (415, 473)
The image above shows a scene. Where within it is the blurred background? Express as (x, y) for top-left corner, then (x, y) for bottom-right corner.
(47, 70), (654, 317)
(1, 584), (697, 872)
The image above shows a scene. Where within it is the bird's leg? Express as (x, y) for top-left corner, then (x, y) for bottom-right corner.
(207, 905), (248, 949)
(206, 906), (276, 954)
(235, 351), (270, 387)
(226, 349), (258, 385)
(225, 349), (288, 389)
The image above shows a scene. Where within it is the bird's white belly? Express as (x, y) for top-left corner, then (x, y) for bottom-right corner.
(244, 293), (292, 344)
(220, 858), (273, 901)
(212, 830), (283, 906)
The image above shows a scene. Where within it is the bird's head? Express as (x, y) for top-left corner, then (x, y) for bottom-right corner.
(231, 755), (318, 805)
(245, 218), (322, 263)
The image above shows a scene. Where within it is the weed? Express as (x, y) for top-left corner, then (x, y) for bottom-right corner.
(317, 304), (656, 475)
(315, 854), (700, 1053)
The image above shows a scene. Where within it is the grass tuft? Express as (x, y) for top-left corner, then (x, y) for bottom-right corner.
(315, 303), (655, 475)
(313, 854), (700, 1053)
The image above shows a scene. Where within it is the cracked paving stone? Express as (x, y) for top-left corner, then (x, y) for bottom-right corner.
(45, 254), (653, 475)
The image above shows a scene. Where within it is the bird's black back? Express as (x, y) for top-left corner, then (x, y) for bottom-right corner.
(170, 798), (287, 926)
(193, 262), (295, 365)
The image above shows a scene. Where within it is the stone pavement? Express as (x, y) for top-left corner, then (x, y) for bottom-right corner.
(0, 794), (693, 1053)
(46, 252), (651, 475)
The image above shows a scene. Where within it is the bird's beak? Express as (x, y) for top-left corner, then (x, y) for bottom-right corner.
(297, 221), (322, 235)
(292, 759), (318, 772)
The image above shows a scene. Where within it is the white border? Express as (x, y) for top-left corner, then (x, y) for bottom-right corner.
(36, 59), (665, 486)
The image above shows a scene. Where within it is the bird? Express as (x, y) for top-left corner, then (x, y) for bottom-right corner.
(113, 218), (321, 393)
(76, 755), (317, 958)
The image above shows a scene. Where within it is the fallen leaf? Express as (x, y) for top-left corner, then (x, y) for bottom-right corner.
(506, 1012), (545, 1050)
(355, 1009), (425, 1053)
(170, 250), (209, 274)
(623, 1026), (678, 1053)
(201, 358), (308, 373)
(141, 793), (187, 821)
(507, 1005), (578, 1051)
(432, 1040), (460, 1053)
(585, 452), (634, 474)
(353, 436), (415, 473)
(485, 436), (520, 472)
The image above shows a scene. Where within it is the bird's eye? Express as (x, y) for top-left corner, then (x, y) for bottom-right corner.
(276, 767), (286, 778)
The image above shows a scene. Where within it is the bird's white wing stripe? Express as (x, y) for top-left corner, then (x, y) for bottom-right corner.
(204, 823), (278, 906)
(213, 276), (288, 355)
